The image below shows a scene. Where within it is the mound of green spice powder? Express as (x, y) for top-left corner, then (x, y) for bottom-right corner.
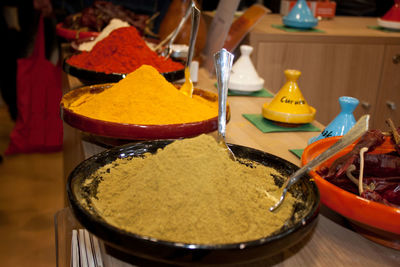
(89, 134), (297, 244)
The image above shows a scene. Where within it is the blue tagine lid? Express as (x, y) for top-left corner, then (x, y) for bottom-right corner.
(283, 0), (318, 29)
(308, 96), (359, 145)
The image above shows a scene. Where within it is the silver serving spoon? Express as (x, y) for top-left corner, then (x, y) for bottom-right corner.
(180, 2), (200, 98)
(270, 114), (370, 212)
(154, 1), (193, 58)
(214, 48), (236, 161)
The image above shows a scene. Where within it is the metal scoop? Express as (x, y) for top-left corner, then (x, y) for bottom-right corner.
(269, 114), (370, 212)
(214, 48), (236, 161)
(180, 2), (200, 98)
(154, 1), (192, 58)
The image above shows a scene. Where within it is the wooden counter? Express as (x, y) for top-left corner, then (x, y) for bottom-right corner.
(60, 67), (400, 266)
(248, 14), (400, 129)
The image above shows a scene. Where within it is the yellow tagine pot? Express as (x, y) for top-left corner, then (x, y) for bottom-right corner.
(262, 69), (316, 124)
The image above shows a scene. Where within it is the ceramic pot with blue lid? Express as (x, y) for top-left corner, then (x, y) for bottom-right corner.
(308, 96), (359, 144)
(283, 0), (318, 29)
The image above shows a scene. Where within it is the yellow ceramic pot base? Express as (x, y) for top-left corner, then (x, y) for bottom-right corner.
(262, 102), (316, 124)
(261, 69), (316, 124)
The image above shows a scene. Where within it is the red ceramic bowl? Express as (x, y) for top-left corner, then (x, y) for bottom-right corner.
(56, 22), (99, 41)
(302, 136), (400, 248)
(61, 83), (227, 140)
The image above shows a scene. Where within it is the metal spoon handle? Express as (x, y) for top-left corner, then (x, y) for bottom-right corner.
(186, 2), (200, 68)
(155, 1), (192, 53)
(270, 114), (370, 211)
(170, 2), (192, 49)
(214, 49), (234, 140)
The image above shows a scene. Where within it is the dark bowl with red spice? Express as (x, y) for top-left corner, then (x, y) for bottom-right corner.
(67, 140), (320, 266)
(62, 26), (185, 84)
(63, 58), (185, 85)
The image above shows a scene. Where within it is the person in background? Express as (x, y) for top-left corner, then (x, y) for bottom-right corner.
(0, 0), (53, 163)
(34, 0), (53, 16)
(0, 0), (54, 122)
(0, 0), (171, 124)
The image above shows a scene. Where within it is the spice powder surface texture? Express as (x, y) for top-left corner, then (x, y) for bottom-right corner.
(89, 134), (297, 244)
(68, 65), (218, 125)
(67, 26), (184, 74)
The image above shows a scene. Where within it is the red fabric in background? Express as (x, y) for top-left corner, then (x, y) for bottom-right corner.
(6, 16), (63, 154)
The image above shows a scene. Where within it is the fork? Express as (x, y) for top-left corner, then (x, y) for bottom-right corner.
(71, 229), (103, 267)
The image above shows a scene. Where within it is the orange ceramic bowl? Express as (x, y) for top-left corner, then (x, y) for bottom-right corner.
(301, 136), (400, 235)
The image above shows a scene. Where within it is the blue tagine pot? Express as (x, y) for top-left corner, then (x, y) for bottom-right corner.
(308, 96), (359, 144)
(283, 0), (318, 29)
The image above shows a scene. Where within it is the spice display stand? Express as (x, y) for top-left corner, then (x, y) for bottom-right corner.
(59, 45), (400, 266)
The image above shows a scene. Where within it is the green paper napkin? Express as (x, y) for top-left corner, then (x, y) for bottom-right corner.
(271, 24), (325, 33)
(243, 114), (321, 133)
(229, 88), (273, 97)
(367, 25), (400, 33)
(289, 149), (304, 159)
(214, 83), (273, 97)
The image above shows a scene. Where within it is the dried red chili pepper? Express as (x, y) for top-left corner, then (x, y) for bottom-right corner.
(66, 26), (184, 74)
(325, 175), (359, 194)
(391, 126), (400, 155)
(363, 177), (400, 207)
(353, 153), (400, 177)
(361, 190), (399, 208)
(324, 130), (385, 179)
(318, 128), (400, 208)
(379, 184), (400, 207)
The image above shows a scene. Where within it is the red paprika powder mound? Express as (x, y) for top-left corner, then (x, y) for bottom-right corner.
(66, 26), (184, 74)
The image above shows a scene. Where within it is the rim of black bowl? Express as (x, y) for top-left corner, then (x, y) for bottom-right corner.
(63, 58), (185, 84)
(67, 141), (320, 252)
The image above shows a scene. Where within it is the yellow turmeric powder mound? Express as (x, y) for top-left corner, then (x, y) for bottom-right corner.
(89, 134), (297, 244)
(69, 65), (218, 125)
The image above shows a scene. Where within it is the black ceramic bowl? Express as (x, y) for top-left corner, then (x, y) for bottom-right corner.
(67, 141), (320, 266)
(63, 58), (184, 85)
